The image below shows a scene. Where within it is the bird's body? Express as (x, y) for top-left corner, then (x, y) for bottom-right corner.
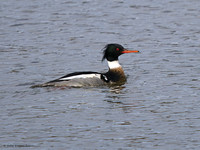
(31, 44), (139, 88)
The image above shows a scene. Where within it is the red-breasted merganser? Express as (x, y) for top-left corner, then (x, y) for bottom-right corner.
(31, 44), (139, 88)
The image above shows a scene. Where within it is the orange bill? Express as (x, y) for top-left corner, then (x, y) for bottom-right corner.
(122, 49), (139, 53)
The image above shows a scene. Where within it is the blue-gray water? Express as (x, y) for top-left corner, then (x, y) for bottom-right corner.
(1, 0), (200, 149)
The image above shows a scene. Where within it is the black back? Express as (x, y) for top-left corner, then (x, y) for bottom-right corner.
(48, 71), (100, 83)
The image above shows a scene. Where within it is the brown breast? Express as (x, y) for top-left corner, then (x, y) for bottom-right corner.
(105, 67), (127, 85)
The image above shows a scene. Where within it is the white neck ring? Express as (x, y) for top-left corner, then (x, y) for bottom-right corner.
(107, 61), (121, 69)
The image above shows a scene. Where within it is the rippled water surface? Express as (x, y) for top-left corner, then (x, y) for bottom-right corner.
(1, 0), (200, 149)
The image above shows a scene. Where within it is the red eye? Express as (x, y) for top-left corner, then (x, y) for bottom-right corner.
(116, 48), (119, 51)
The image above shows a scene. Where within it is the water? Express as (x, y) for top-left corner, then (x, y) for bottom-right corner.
(1, 0), (200, 149)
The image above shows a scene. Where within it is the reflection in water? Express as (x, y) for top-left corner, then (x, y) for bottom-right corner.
(103, 85), (138, 113)
(109, 85), (126, 94)
(103, 85), (126, 103)
(105, 99), (139, 113)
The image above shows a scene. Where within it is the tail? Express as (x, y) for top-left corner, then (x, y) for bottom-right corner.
(30, 82), (55, 88)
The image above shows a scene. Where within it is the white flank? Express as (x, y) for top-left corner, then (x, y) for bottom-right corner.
(60, 74), (101, 80)
(107, 61), (121, 69)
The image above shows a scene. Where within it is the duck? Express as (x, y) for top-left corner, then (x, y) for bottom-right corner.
(31, 43), (139, 88)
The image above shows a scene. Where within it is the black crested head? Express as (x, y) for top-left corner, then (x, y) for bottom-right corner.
(102, 43), (125, 61)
